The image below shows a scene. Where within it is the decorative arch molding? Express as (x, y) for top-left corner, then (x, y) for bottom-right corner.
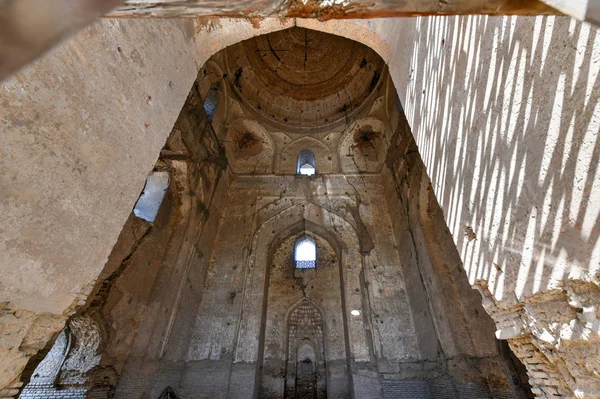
(284, 297), (326, 330)
(252, 195), (376, 255)
(234, 200), (370, 372)
(368, 92), (397, 137)
(0, 16), (395, 319)
(339, 117), (389, 173)
(282, 297), (327, 364)
(225, 118), (275, 173)
(284, 298), (327, 399)
(279, 136), (334, 174)
(252, 199), (363, 255)
(270, 219), (343, 272)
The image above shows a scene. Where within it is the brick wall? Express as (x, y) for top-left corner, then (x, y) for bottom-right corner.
(382, 379), (516, 399)
(19, 384), (86, 399)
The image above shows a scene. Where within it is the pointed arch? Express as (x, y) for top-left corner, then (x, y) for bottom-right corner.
(234, 199), (371, 375)
(284, 297), (326, 330)
(225, 118), (275, 174)
(339, 117), (389, 173)
(284, 297), (327, 398)
(279, 137), (334, 174)
(297, 149), (316, 175)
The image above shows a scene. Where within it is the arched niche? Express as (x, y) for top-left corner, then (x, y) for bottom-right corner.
(58, 315), (103, 385)
(225, 118), (274, 174)
(260, 232), (335, 398)
(279, 137), (334, 174)
(197, 60), (228, 126)
(232, 201), (371, 399)
(286, 301), (327, 399)
(0, 16), (396, 322)
(296, 150), (316, 176)
(339, 117), (389, 173)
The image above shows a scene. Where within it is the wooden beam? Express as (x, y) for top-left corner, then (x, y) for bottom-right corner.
(108, 0), (559, 19)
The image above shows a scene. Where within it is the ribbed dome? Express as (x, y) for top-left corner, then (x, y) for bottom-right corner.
(224, 27), (385, 130)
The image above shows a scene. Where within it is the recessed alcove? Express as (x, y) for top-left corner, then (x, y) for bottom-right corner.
(15, 24), (556, 399)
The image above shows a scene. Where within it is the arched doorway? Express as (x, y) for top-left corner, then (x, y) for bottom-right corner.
(295, 339), (318, 398)
(287, 304), (326, 399)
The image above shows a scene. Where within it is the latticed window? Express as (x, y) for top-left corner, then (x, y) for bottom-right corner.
(294, 235), (316, 269)
(297, 149), (316, 176)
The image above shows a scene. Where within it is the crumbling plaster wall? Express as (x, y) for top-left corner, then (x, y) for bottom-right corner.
(0, 17), (294, 394)
(300, 15), (600, 397)
(394, 15), (600, 398)
(1, 11), (598, 397)
(118, 167), (513, 398)
(382, 107), (520, 394)
(393, 14), (600, 308)
(78, 83), (231, 398)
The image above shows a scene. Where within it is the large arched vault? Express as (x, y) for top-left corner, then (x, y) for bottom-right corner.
(1, 11), (599, 399)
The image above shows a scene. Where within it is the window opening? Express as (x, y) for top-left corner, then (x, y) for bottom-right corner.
(295, 235), (316, 269)
(133, 171), (169, 223)
(297, 149), (316, 176)
(203, 83), (219, 122)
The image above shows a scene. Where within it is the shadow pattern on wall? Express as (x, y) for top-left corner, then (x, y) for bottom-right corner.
(398, 14), (600, 397)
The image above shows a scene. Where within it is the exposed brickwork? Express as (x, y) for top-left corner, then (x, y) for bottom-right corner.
(477, 278), (600, 398)
(382, 379), (515, 399)
(19, 386), (87, 399)
(287, 301), (324, 359)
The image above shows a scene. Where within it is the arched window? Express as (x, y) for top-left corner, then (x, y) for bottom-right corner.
(297, 149), (316, 176)
(294, 235), (316, 269)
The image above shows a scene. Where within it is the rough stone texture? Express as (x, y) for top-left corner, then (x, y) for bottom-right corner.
(1, 13), (598, 399)
(0, 18), (200, 314)
(0, 306), (65, 398)
(94, 35), (515, 398)
(0, 17), (292, 393)
(477, 277), (600, 397)
(109, 0), (558, 18)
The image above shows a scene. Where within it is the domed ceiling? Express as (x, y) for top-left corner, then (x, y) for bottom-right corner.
(224, 27), (386, 131)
